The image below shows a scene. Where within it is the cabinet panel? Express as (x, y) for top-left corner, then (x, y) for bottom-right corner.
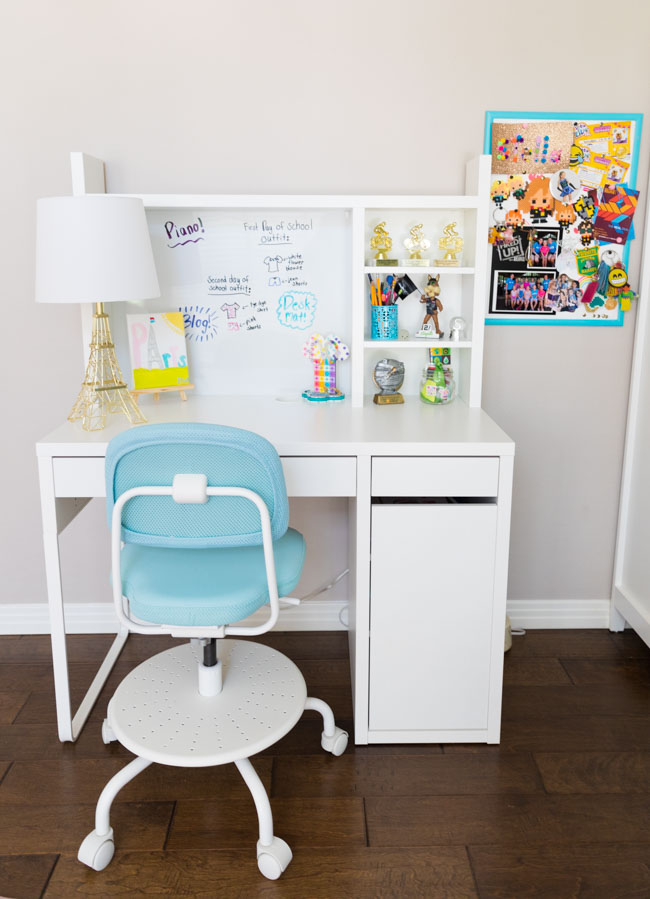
(369, 502), (497, 732)
(372, 456), (499, 497)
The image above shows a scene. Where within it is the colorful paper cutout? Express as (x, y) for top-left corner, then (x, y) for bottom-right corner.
(593, 185), (639, 245)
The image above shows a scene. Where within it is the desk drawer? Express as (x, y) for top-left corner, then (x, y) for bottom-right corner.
(53, 457), (105, 497)
(282, 457), (356, 496)
(372, 456), (499, 497)
(52, 455), (357, 498)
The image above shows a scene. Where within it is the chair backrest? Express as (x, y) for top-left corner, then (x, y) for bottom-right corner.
(105, 423), (289, 548)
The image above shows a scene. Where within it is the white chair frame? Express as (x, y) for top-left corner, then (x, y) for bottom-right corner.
(111, 479), (285, 639)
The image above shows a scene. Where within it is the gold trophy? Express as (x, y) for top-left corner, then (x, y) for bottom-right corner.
(370, 221), (398, 266)
(435, 222), (464, 267)
(401, 224), (431, 266)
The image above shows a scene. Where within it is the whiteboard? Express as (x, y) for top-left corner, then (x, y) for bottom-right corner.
(111, 207), (352, 397)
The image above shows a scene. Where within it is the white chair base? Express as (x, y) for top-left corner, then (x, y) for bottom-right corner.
(79, 641), (348, 878)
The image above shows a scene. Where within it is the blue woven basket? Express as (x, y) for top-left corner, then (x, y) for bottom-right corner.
(371, 306), (398, 340)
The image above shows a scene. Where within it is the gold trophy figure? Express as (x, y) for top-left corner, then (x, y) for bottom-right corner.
(435, 223), (464, 267)
(370, 221), (398, 266)
(401, 224), (431, 266)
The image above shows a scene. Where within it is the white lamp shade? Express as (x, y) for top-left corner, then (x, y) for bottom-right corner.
(35, 195), (160, 303)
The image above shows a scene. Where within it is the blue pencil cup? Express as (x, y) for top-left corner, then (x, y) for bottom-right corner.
(371, 306), (398, 340)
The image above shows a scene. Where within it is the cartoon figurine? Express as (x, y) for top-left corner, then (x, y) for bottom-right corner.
(490, 179), (510, 209)
(508, 175), (527, 201)
(505, 209), (525, 228)
(578, 221), (594, 246)
(556, 205), (576, 227)
(518, 177), (555, 224)
(416, 275), (443, 338)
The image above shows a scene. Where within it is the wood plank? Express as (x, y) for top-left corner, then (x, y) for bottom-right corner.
(507, 630), (623, 660)
(562, 658), (650, 685)
(499, 715), (650, 752)
(167, 797), (365, 850)
(365, 794), (650, 846)
(243, 631), (350, 659)
(502, 683), (650, 719)
(293, 658), (351, 686)
(609, 630), (650, 658)
(503, 658), (572, 686)
(0, 723), (132, 761)
(469, 843), (650, 899)
(0, 691), (29, 724)
(445, 715), (650, 753)
(534, 751), (650, 794)
(0, 660), (138, 695)
(0, 757), (272, 805)
(272, 753), (542, 798)
(0, 634), (115, 662)
(44, 847), (478, 898)
(0, 853), (58, 899)
(0, 801), (172, 854)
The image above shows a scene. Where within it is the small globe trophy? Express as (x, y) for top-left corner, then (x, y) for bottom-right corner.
(372, 358), (405, 405)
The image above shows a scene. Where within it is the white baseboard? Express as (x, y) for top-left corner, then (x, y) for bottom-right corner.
(0, 598), (612, 635)
(0, 600), (348, 635)
(507, 599), (611, 629)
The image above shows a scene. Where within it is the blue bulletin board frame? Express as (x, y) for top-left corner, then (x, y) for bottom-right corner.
(483, 111), (643, 326)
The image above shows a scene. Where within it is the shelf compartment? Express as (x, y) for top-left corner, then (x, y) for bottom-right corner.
(364, 266), (475, 276)
(363, 340), (472, 350)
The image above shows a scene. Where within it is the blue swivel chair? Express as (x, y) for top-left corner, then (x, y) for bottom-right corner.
(78, 423), (348, 880)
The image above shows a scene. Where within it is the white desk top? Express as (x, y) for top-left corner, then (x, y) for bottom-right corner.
(36, 395), (514, 458)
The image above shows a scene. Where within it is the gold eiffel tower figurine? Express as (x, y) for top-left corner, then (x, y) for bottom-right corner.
(68, 303), (147, 431)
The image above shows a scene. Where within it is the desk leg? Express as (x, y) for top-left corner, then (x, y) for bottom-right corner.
(349, 455), (371, 744)
(37, 456), (129, 742)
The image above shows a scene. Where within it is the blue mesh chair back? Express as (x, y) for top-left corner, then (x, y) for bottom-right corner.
(105, 423), (289, 548)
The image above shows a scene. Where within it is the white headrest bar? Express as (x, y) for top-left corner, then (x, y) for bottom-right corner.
(172, 473), (208, 504)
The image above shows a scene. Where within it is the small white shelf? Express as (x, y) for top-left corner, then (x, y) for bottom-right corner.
(363, 340), (473, 350)
(364, 266), (475, 276)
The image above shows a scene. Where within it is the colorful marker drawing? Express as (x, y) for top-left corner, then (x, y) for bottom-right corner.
(276, 291), (318, 330)
(181, 304), (219, 342)
(128, 312), (190, 389)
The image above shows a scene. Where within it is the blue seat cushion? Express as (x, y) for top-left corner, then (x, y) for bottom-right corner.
(119, 528), (305, 627)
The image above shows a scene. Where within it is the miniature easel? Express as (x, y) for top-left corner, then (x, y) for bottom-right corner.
(132, 384), (195, 404)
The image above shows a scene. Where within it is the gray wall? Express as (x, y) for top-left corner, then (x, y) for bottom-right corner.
(2, 0), (649, 613)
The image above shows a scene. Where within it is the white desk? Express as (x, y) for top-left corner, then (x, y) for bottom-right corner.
(37, 395), (514, 744)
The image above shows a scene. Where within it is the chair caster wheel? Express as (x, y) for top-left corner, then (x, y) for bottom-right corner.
(78, 828), (115, 871)
(101, 719), (117, 744)
(256, 836), (292, 880)
(321, 726), (349, 756)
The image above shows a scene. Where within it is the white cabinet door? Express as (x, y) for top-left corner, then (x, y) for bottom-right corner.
(369, 502), (497, 732)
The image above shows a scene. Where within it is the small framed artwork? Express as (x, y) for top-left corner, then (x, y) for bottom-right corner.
(484, 111), (643, 326)
(127, 312), (190, 390)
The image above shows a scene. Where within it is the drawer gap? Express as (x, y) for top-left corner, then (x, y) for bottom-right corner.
(372, 496), (497, 504)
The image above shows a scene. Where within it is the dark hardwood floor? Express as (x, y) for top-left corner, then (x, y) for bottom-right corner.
(0, 628), (649, 898)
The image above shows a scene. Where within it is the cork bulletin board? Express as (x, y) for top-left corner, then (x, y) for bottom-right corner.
(484, 111), (643, 326)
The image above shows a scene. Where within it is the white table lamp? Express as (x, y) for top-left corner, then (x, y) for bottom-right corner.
(35, 195), (160, 431)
